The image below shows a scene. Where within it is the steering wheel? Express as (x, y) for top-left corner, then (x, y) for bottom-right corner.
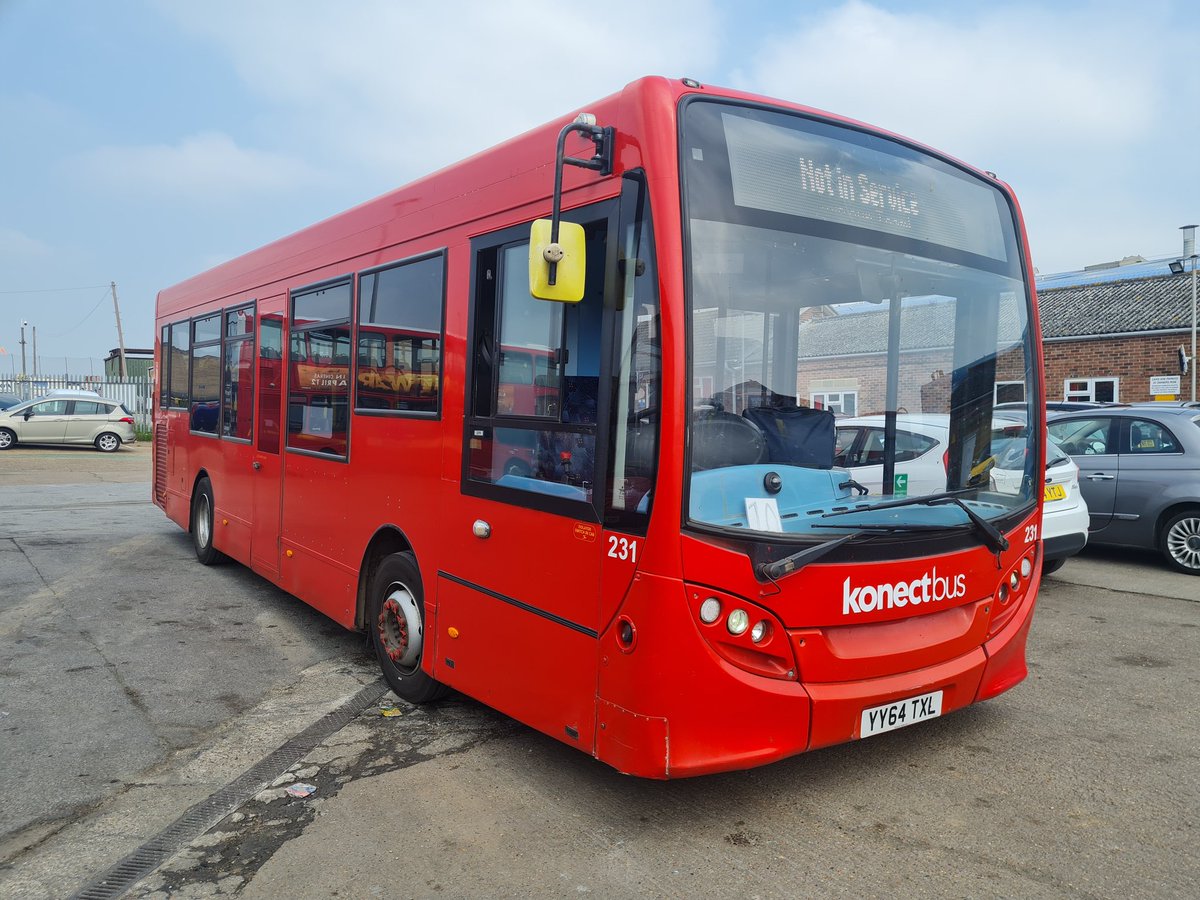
(690, 409), (767, 470)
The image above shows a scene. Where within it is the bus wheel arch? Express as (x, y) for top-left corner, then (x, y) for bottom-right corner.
(363, 540), (448, 704)
(357, 526), (414, 630)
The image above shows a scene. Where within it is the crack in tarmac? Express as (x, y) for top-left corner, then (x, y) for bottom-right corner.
(126, 697), (520, 898)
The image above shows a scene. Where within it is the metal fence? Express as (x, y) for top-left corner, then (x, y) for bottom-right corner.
(0, 376), (154, 430)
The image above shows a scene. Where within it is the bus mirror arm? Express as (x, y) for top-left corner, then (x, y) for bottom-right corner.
(546, 116), (614, 286)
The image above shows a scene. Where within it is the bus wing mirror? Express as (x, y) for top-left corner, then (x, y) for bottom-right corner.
(529, 218), (586, 303)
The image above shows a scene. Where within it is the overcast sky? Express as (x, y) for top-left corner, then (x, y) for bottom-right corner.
(2, 0), (1198, 372)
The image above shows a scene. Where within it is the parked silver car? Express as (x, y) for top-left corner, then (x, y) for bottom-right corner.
(1048, 406), (1200, 574)
(0, 396), (137, 452)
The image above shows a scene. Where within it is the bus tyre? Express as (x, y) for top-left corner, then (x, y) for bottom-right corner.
(1161, 509), (1200, 575)
(369, 552), (447, 703)
(191, 477), (224, 566)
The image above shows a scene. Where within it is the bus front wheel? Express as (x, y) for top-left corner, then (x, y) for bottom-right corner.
(369, 552), (448, 703)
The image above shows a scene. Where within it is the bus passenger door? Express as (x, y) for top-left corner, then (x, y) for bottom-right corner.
(251, 311), (285, 578)
(438, 210), (615, 754)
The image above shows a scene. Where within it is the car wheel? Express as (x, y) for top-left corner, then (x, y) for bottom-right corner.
(369, 552), (448, 704)
(0, 428), (15, 450)
(94, 432), (122, 453)
(1161, 510), (1200, 575)
(1042, 557), (1066, 576)
(191, 477), (224, 566)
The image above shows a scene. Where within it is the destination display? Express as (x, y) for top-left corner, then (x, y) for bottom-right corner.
(722, 112), (1008, 261)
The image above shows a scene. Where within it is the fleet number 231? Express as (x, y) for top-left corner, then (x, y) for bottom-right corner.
(607, 536), (639, 562)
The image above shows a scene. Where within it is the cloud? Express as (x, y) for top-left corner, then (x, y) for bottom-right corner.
(0, 227), (52, 261)
(732, 1), (1165, 162)
(75, 132), (319, 204)
(157, 1), (720, 179)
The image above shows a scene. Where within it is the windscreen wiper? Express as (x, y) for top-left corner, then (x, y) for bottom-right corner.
(820, 489), (1010, 558)
(758, 525), (909, 581)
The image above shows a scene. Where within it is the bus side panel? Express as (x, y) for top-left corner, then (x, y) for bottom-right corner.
(208, 439), (256, 569)
(278, 454), (358, 627)
(161, 411), (193, 531)
(975, 577), (1039, 702)
(435, 574), (598, 753)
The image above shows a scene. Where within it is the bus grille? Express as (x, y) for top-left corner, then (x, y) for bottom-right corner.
(153, 421), (167, 503)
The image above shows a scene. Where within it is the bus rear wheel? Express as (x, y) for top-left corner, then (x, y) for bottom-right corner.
(369, 552), (448, 703)
(191, 477), (224, 566)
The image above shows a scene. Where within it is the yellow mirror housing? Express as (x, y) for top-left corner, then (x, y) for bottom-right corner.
(529, 218), (585, 303)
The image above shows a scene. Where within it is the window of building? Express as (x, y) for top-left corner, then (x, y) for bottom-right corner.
(222, 304), (255, 441)
(288, 280), (352, 457)
(356, 252), (444, 415)
(811, 390), (858, 416)
(995, 381), (1025, 404)
(1064, 377), (1118, 403)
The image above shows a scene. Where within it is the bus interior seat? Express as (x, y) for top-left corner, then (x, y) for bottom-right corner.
(563, 376), (598, 424)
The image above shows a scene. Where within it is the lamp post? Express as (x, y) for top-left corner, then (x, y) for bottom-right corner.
(1184, 226), (1198, 403)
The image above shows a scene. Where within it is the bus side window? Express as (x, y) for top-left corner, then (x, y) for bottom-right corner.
(257, 314), (284, 454)
(355, 252), (444, 415)
(287, 278), (353, 459)
(605, 172), (660, 530)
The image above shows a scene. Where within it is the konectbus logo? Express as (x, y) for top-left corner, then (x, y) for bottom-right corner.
(843, 568), (967, 616)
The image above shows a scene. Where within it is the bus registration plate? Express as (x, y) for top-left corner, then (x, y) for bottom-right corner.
(860, 690), (943, 738)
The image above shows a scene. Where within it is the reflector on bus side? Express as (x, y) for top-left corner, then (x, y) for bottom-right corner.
(529, 218), (586, 303)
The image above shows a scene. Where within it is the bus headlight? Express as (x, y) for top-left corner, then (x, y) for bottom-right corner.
(699, 597), (722, 624)
(727, 609), (750, 635)
(686, 584), (797, 680)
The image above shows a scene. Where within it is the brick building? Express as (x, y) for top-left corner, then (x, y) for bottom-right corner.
(1036, 258), (1195, 403)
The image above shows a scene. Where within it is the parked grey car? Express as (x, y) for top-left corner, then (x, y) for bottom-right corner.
(1048, 406), (1200, 574)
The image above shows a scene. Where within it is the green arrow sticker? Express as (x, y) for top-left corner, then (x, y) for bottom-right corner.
(893, 473), (908, 497)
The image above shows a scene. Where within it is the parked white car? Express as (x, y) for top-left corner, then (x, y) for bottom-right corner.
(0, 396), (136, 452)
(836, 413), (1088, 573)
(990, 424), (1089, 573)
(834, 414), (949, 497)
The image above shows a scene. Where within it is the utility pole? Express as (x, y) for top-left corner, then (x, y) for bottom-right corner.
(19, 320), (27, 378)
(32, 326), (38, 378)
(111, 281), (128, 379)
